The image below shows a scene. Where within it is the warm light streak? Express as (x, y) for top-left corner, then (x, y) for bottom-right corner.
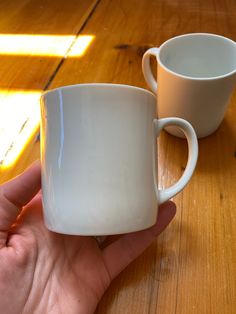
(68, 35), (95, 57)
(0, 90), (41, 168)
(0, 34), (95, 57)
(0, 34), (75, 56)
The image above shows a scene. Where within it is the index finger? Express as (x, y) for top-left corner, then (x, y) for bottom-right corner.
(0, 161), (41, 247)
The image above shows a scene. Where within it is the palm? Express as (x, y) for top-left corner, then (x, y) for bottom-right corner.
(2, 196), (110, 313)
(0, 162), (176, 314)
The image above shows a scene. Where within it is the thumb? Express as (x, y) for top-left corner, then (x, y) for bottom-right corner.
(0, 161), (41, 248)
(102, 201), (176, 280)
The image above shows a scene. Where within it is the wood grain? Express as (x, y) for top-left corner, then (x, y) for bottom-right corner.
(0, 0), (236, 313)
(0, 0), (99, 90)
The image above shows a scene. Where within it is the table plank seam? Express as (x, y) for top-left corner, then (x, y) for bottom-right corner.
(44, 0), (101, 92)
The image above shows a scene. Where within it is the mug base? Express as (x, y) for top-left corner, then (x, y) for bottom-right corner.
(44, 220), (156, 236)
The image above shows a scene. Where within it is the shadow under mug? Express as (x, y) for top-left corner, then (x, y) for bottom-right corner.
(40, 83), (198, 235)
(142, 33), (236, 138)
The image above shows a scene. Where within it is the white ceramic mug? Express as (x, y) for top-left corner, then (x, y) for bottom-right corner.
(40, 83), (198, 235)
(142, 33), (236, 138)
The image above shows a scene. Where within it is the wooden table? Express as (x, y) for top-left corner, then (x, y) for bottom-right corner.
(0, 1), (235, 313)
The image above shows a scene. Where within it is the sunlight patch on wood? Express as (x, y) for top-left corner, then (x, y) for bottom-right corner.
(0, 89), (41, 168)
(0, 34), (95, 57)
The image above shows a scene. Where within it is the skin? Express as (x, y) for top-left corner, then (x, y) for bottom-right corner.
(0, 161), (176, 313)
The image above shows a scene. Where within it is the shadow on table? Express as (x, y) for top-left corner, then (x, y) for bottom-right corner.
(159, 117), (236, 177)
(196, 118), (236, 174)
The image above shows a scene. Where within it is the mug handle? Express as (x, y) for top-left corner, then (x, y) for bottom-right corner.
(142, 47), (160, 94)
(153, 117), (198, 204)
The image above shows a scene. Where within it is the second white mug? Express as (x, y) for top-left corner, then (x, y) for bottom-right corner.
(142, 33), (236, 138)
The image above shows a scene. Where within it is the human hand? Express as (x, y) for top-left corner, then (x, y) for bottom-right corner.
(0, 162), (176, 314)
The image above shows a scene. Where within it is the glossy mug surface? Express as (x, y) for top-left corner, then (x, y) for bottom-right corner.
(40, 84), (198, 235)
(142, 33), (236, 138)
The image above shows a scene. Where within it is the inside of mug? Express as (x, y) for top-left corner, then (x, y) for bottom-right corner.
(159, 34), (236, 78)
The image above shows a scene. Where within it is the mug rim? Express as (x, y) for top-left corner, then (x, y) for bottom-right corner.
(41, 83), (156, 99)
(157, 32), (236, 81)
